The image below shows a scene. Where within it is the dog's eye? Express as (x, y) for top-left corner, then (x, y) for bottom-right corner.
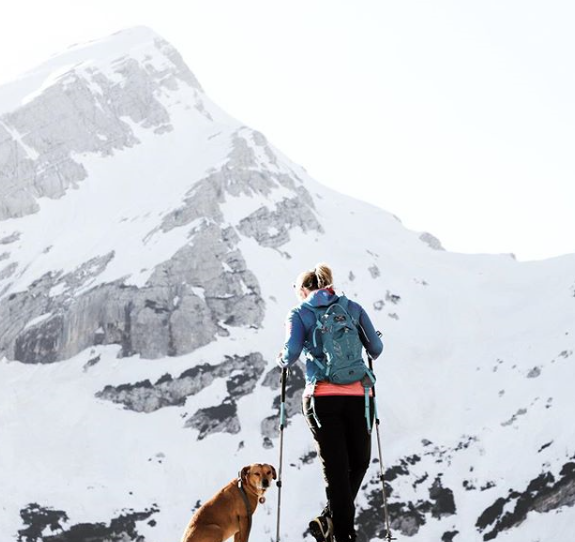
(255, 472), (261, 476)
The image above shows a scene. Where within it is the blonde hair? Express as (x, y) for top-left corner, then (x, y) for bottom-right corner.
(298, 263), (334, 291)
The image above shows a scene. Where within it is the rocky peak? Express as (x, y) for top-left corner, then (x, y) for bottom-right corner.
(0, 26), (203, 221)
(0, 28), (324, 363)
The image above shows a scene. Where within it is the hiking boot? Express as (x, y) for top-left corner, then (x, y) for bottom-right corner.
(309, 515), (334, 542)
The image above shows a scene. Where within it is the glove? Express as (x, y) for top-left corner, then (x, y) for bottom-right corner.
(276, 352), (288, 368)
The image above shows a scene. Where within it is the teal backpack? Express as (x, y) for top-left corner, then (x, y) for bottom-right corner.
(307, 296), (376, 431)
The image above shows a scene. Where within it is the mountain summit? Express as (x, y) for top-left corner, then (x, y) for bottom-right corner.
(1, 26), (574, 542)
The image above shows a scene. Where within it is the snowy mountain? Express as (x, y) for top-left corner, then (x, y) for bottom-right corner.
(1, 26), (574, 542)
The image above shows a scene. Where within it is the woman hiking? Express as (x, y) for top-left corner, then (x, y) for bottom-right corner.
(277, 263), (384, 542)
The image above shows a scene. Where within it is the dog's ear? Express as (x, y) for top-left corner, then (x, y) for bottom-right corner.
(240, 465), (251, 480)
(270, 465), (277, 480)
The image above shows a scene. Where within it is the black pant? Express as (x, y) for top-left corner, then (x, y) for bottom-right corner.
(303, 395), (373, 542)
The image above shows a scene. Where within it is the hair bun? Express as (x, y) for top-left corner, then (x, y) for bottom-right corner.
(298, 264), (334, 291)
(314, 263), (333, 289)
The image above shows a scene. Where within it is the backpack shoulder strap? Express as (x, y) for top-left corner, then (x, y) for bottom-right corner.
(337, 295), (350, 311)
(332, 296), (359, 326)
(301, 305), (326, 349)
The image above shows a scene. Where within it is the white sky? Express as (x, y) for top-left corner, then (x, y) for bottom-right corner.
(1, 0), (574, 261)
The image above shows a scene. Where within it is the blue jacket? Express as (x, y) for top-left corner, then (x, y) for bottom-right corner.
(279, 288), (384, 383)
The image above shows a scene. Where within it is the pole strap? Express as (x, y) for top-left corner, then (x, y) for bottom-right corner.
(364, 387), (372, 433)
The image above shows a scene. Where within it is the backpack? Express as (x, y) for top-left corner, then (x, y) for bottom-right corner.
(307, 296), (372, 385)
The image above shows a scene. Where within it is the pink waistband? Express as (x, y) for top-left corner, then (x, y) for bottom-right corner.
(303, 380), (373, 398)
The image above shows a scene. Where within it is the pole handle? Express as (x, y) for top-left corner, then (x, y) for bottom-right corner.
(280, 367), (287, 402)
(279, 368), (288, 429)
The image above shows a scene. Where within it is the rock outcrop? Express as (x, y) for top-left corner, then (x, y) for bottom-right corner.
(17, 502), (158, 542)
(0, 31), (200, 221)
(476, 458), (575, 540)
(0, 62), (322, 364)
(96, 353), (266, 413)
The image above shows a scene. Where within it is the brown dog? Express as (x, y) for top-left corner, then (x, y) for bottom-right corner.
(181, 463), (276, 542)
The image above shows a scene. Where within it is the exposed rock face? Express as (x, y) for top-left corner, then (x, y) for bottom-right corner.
(0, 261), (17, 280)
(237, 189), (323, 248)
(96, 353), (266, 440)
(428, 477), (457, 518)
(354, 443), (464, 542)
(0, 29), (278, 363)
(96, 353), (266, 413)
(419, 232), (444, 250)
(160, 129), (324, 249)
(368, 265), (380, 279)
(186, 398), (241, 440)
(0, 229), (264, 362)
(356, 466), (456, 540)
(0, 231), (20, 244)
(476, 459), (575, 540)
(0, 86), (322, 364)
(17, 502), (158, 542)
(0, 34), (199, 221)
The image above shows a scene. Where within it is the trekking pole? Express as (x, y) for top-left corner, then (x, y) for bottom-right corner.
(368, 332), (396, 541)
(276, 367), (288, 542)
